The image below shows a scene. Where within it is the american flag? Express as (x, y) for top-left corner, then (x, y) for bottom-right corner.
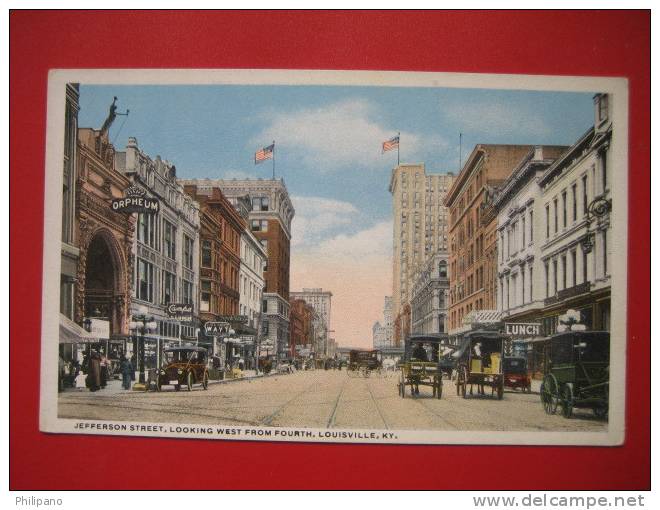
(255, 143), (274, 164)
(382, 135), (399, 153)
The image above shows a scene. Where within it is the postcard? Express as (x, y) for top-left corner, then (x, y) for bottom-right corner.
(40, 69), (628, 445)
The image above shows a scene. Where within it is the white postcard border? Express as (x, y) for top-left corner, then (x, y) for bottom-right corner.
(40, 69), (629, 446)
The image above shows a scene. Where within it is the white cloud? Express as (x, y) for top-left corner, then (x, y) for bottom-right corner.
(290, 195), (359, 247)
(291, 220), (393, 349)
(442, 99), (552, 138)
(254, 99), (447, 170)
(219, 169), (253, 180)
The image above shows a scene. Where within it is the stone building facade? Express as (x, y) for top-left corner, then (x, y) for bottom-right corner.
(489, 95), (613, 375)
(60, 83), (80, 323)
(537, 94), (612, 336)
(493, 146), (566, 327)
(372, 296), (394, 349)
(115, 138), (201, 369)
(75, 126), (134, 347)
(389, 163), (454, 345)
(239, 228), (267, 333)
(410, 251), (450, 336)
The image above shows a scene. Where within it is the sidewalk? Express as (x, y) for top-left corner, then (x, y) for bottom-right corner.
(61, 377), (129, 395)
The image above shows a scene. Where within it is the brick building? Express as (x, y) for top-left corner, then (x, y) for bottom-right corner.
(183, 184), (245, 358)
(445, 145), (536, 339)
(180, 178), (294, 358)
(289, 298), (315, 357)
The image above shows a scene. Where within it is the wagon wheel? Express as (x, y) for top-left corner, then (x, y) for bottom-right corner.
(594, 406), (608, 419)
(496, 378), (504, 400)
(560, 384), (573, 418)
(541, 374), (559, 414)
(594, 383), (609, 419)
(363, 367), (371, 378)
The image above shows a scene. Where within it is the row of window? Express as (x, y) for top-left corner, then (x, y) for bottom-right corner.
(135, 258), (194, 305)
(544, 153), (608, 240)
(501, 208), (533, 262)
(137, 213), (195, 269)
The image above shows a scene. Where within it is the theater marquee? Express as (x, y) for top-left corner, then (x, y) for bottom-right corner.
(111, 185), (159, 214)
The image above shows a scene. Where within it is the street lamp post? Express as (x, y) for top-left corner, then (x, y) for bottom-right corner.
(129, 305), (157, 389)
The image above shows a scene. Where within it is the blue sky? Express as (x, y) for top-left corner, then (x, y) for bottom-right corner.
(78, 83), (595, 347)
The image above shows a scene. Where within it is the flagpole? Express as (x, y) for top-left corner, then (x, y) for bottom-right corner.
(397, 132), (400, 166)
(272, 140), (275, 180)
(459, 133), (463, 171)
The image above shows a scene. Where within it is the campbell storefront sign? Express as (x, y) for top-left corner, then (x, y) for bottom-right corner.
(505, 322), (541, 337)
(111, 186), (159, 214)
(166, 303), (193, 321)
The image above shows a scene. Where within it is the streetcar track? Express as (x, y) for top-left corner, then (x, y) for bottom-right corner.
(58, 399), (260, 426)
(326, 375), (349, 428)
(363, 378), (389, 430)
(260, 384), (317, 426)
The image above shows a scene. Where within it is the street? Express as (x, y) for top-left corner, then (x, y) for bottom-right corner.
(58, 369), (607, 432)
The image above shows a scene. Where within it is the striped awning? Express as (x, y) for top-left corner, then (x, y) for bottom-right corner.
(59, 314), (99, 343)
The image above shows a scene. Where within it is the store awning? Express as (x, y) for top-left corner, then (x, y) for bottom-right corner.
(59, 314), (99, 343)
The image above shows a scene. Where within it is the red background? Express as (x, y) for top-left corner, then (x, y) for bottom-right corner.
(10, 10), (650, 490)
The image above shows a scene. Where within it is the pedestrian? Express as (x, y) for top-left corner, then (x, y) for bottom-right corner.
(58, 356), (66, 392)
(120, 355), (133, 390)
(87, 350), (101, 392)
(99, 353), (108, 389)
(75, 370), (87, 390)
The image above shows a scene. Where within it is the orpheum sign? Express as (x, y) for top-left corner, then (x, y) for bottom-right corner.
(505, 322), (541, 337)
(111, 185), (159, 214)
(166, 303), (193, 322)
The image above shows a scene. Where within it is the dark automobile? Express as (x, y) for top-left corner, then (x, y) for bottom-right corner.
(157, 347), (209, 391)
(503, 357), (532, 392)
(541, 331), (609, 419)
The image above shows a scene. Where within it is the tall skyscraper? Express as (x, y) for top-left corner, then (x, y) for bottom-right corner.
(389, 163), (454, 344)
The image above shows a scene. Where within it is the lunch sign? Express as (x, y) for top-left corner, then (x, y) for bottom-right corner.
(504, 322), (541, 337)
(111, 186), (159, 214)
